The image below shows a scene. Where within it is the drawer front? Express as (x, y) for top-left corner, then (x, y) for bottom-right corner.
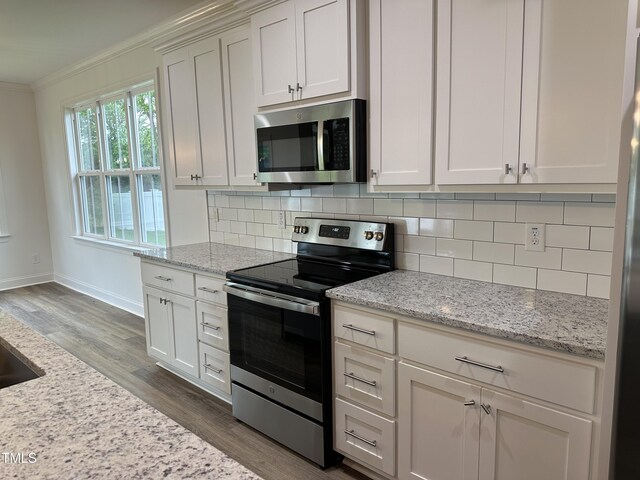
(199, 342), (231, 394)
(196, 301), (229, 351)
(398, 322), (597, 414)
(334, 398), (396, 476)
(141, 262), (194, 296)
(333, 304), (395, 354)
(334, 342), (395, 416)
(195, 274), (227, 306)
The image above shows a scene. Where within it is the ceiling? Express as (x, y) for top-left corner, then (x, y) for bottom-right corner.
(0, 0), (206, 85)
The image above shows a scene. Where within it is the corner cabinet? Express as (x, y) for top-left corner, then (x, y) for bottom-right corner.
(332, 301), (603, 480)
(159, 24), (260, 188)
(251, 0), (362, 108)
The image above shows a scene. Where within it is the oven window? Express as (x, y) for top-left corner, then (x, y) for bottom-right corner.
(228, 295), (322, 401)
(257, 122), (318, 172)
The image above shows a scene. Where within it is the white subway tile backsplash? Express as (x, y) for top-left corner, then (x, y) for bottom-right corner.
(546, 225), (590, 249)
(237, 209), (254, 223)
(210, 231), (224, 243)
(246, 223), (264, 236)
(263, 224), (282, 238)
(454, 220), (493, 241)
(590, 227), (615, 251)
(474, 201), (516, 222)
(540, 193), (592, 202)
(420, 255), (454, 276)
(273, 238), (293, 253)
(255, 236), (273, 251)
(404, 199), (436, 217)
(254, 209), (273, 224)
(322, 197), (347, 214)
(592, 194), (616, 203)
(587, 275), (611, 299)
(223, 232), (239, 245)
(564, 202), (615, 227)
(281, 197), (301, 211)
(404, 235), (436, 255)
(395, 235), (404, 252)
(229, 196), (245, 208)
(537, 269), (587, 296)
(516, 201), (563, 224)
(397, 252), (420, 271)
(436, 238), (473, 260)
(359, 184), (388, 198)
(230, 221), (246, 235)
(493, 264), (537, 289)
(346, 198), (374, 215)
(238, 235), (256, 248)
(420, 192), (455, 199)
(333, 184), (360, 197)
(311, 185), (334, 197)
(562, 249), (613, 275)
(454, 259), (493, 282)
(221, 208), (238, 221)
(473, 242), (515, 265)
(262, 197), (281, 210)
(420, 218), (454, 238)
(290, 188), (312, 197)
(300, 197), (323, 212)
(436, 200), (473, 219)
(389, 217), (419, 235)
(496, 193), (540, 201)
(214, 195), (230, 208)
(494, 222), (525, 244)
(515, 245), (562, 270)
(374, 199), (404, 216)
(455, 193), (496, 200)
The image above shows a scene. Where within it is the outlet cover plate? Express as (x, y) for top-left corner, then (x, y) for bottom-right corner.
(525, 223), (545, 252)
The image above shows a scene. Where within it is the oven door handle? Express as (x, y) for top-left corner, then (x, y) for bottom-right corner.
(223, 282), (321, 316)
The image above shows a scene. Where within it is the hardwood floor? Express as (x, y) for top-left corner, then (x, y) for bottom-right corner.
(0, 283), (368, 480)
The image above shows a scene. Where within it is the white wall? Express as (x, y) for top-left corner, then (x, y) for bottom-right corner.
(0, 83), (53, 290)
(33, 45), (209, 316)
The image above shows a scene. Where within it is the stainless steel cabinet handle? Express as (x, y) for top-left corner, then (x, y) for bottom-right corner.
(344, 429), (377, 447)
(198, 286), (219, 294)
(296, 82), (302, 92)
(455, 356), (504, 373)
(481, 403), (492, 415)
(200, 322), (220, 331)
(342, 324), (376, 336)
(202, 364), (223, 374)
(464, 400), (476, 407)
(288, 84), (295, 94)
(190, 174), (201, 180)
(371, 169), (378, 178)
(159, 298), (171, 305)
(344, 372), (377, 387)
(253, 173), (257, 180)
(504, 164), (513, 175)
(521, 162), (530, 174)
(154, 275), (172, 282)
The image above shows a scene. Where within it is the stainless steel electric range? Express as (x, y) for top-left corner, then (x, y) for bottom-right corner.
(223, 217), (395, 467)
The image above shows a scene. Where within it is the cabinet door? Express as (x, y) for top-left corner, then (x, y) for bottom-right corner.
(167, 293), (198, 377)
(221, 27), (259, 186)
(398, 362), (480, 480)
(478, 389), (592, 480)
(295, 0), (349, 100)
(434, 0), (523, 185)
(190, 37), (228, 186)
(162, 47), (199, 186)
(143, 286), (172, 363)
(369, 0), (434, 186)
(519, 0), (628, 184)
(252, 2), (298, 107)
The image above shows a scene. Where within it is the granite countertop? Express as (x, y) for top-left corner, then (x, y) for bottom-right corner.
(134, 242), (294, 276)
(327, 270), (608, 360)
(0, 310), (261, 480)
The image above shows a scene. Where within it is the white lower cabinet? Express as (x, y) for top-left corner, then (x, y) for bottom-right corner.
(143, 286), (172, 363)
(199, 342), (231, 394)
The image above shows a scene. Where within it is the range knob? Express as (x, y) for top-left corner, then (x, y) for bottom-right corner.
(294, 226), (301, 233)
(375, 231), (384, 241)
(300, 226), (309, 234)
(364, 231), (374, 240)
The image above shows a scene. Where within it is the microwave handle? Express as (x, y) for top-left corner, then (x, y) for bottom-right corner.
(317, 120), (325, 171)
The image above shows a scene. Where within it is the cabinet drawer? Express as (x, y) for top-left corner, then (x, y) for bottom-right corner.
(141, 262), (194, 296)
(196, 301), (228, 351)
(398, 322), (597, 414)
(334, 342), (395, 416)
(333, 304), (395, 354)
(195, 274), (227, 306)
(199, 342), (231, 394)
(334, 398), (396, 476)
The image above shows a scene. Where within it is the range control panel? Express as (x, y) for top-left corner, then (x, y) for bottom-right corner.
(292, 217), (390, 251)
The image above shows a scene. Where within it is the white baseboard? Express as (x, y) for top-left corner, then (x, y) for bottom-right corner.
(0, 272), (54, 291)
(54, 273), (144, 317)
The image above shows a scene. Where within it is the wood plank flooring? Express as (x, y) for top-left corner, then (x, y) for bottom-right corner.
(0, 283), (368, 480)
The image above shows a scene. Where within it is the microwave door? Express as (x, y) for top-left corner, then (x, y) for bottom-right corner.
(317, 120), (325, 172)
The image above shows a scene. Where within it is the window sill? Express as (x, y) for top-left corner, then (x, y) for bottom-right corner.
(72, 235), (152, 254)
(0, 234), (11, 243)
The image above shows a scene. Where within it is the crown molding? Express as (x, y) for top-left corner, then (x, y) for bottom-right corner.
(234, 0), (286, 15)
(31, 0), (250, 92)
(0, 81), (32, 93)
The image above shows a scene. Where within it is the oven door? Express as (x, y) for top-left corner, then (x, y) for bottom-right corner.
(225, 283), (324, 405)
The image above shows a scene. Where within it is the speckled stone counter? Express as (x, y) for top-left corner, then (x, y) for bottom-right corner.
(0, 310), (261, 480)
(327, 270), (608, 360)
(134, 242), (294, 276)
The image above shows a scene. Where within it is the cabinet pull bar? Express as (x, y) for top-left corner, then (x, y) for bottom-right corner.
(202, 364), (223, 374)
(463, 400), (476, 407)
(455, 356), (504, 373)
(288, 84), (295, 94)
(198, 286), (219, 294)
(344, 372), (377, 387)
(190, 174), (201, 180)
(344, 429), (377, 447)
(296, 82), (302, 92)
(481, 403), (492, 415)
(200, 322), (221, 330)
(154, 275), (172, 282)
(504, 164), (513, 175)
(342, 324), (376, 336)
(522, 162), (530, 175)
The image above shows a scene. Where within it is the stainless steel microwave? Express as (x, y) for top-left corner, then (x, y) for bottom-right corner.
(255, 99), (366, 184)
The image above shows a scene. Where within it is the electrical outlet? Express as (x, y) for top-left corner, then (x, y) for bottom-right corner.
(525, 223), (545, 252)
(32, 253), (40, 264)
(277, 211), (286, 229)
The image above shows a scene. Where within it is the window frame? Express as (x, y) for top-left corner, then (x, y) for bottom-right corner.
(68, 81), (167, 248)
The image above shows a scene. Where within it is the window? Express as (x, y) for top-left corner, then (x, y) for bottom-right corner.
(69, 84), (165, 247)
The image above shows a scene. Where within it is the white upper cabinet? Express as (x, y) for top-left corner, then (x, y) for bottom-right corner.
(368, 0), (434, 186)
(252, 0), (350, 107)
(435, 0), (524, 185)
